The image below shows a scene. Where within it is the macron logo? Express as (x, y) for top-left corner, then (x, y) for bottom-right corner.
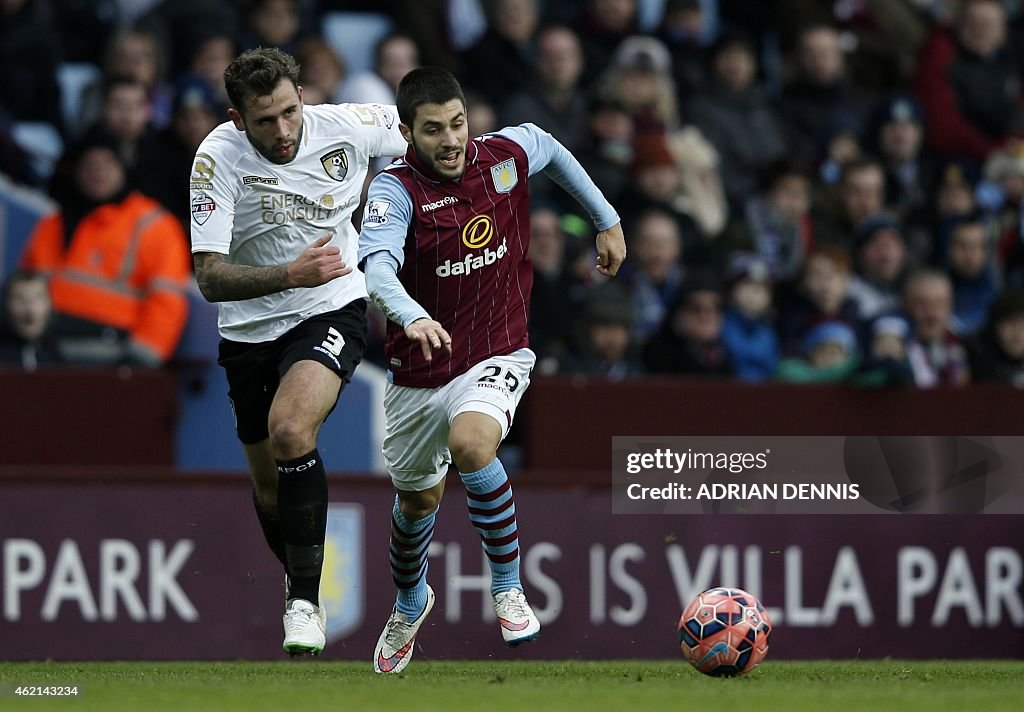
(435, 237), (508, 277)
(420, 196), (458, 212)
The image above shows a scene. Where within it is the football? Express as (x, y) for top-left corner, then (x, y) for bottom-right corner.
(677, 587), (773, 677)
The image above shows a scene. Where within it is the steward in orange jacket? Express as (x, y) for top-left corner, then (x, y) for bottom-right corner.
(21, 132), (191, 366)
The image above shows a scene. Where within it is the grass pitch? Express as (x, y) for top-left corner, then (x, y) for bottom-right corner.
(1, 660), (1021, 711)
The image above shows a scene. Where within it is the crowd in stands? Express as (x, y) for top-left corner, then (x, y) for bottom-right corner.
(1, 0), (1024, 387)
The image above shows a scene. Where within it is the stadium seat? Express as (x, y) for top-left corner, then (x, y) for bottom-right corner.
(57, 62), (103, 139)
(321, 12), (394, 76)
(10, 122), (63, 183)
(0, 173), (54, 280)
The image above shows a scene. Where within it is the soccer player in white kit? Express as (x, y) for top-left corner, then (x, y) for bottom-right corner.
(189, 48), (406, 656)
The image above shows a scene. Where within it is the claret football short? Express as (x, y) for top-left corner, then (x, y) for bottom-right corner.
(382, 348), (536, 491)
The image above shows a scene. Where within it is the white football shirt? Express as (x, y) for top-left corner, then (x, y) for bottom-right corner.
(190, 102), (406, 342)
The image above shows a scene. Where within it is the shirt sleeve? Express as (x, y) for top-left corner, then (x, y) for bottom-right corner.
(342, 103), (407, 158)
(357, 171), (414, 269)
(188, 134), (239, 255)
(494, 123), (620, 231)
(363, 251), (431, 328)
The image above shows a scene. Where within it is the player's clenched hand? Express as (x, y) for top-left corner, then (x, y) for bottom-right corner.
(405, 318), (452, 362)
(287, 233), (352, 287)
(595, 222), (626, 277)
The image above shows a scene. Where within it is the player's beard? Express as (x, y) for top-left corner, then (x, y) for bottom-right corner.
(414, 140), (465, 180)
(248, 123), (304, 165)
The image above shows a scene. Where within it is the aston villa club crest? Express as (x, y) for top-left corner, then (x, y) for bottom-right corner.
(320, 148), (349, 181)
(490, 158), (518, 193)
(321, 503), (364, 642)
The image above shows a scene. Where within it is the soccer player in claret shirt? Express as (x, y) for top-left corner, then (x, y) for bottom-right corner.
(189, 48), (406, 656)
(358, 66), (626, 674)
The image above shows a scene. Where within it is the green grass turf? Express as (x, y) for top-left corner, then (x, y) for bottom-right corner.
(1, 660), (1022, 711)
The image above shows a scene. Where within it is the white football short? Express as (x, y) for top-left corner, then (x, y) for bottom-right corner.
(382, 348), (536, 491)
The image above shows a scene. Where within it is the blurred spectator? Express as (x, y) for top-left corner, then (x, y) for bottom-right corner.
(237, 0), (309, 56)
(718, 160), (812, 282)
(721, 254), (779, 381)
(903, 268), (971, 386)
(0, 0), (61, 127)
(19, 131), (191, 367)
(601, 36), (680, 134)
(52, 75), (160, 206)
(180, 30), (235, 109)
(500, 25), (587, 152)
(657, 0), (711, 102)
(816, 157), (886, 251)
(985, 144), (1024, 287)
(780, 25), (871, 167)
(97, 27), (174, 130)
(459, 0), (539, 106)
(643, 274), (732, 376)
(0, 270), (62, 370)
(619, 133), (705, 261)
(465, 90), (498, 136)
(296, 38), (346, 105)
(340, 33), (420, 105)
(914, 0), (1024, 162)
(777, 0), (928, 91)
(623, 208), (686, 341)
(776, 320), (859, 383)
(139, 76), (221, 229)
(777, 245), (861, 356)
(528, 206), (583, 373)
(854, 314), (914, 386)
(578, 96), (636, 205)
(578, 0), (639, 87)
(943, 212), (999, 336)
(865, 95), (937, 256)
(929, 160), (979, 252)
(567, 282), (643, 380)
(848, 213), (911, 320)
(689, 33), (787, 210)
(967, 288), (1024, 386)
(668, 126), (728, 243)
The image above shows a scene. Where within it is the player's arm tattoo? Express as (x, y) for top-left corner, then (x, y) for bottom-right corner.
(193, 252), (293, 302)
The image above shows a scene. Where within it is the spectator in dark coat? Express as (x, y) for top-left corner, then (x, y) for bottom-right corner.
(967, 289), (1024, 386)
(913, 0), (1024, 162)
(644, 274), (733, 376)
(688, 34), (787, 210)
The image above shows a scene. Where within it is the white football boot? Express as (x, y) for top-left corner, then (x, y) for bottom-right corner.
(373, 586), (435, 674)
(282, 598), (326, 656)
(493, 588), (541, 646)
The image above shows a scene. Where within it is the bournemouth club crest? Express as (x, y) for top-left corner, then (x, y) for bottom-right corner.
(320, 148), (349, 182)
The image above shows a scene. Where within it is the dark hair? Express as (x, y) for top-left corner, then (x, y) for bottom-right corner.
(103, 74), (147, 100)
(396, 66), (465, 127)
(223, 47), (300, 113)
(3, 270), (47, 306)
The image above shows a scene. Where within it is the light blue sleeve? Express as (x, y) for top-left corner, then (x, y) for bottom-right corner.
(364, 251), (430, 328)
(494, 123), (621, 231)
(356, 171), (414, 270)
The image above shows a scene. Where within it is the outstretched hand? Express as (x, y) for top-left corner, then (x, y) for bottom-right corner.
(405, 318), (453, 362)
(287, 233), (352, 287)
(595, 222), (626, 277)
